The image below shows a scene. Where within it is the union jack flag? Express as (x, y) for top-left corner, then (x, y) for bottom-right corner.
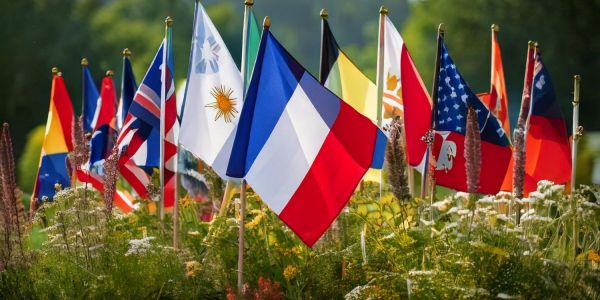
(117, 29), (178, 209)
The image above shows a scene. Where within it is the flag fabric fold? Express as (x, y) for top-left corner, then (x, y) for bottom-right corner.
(478, 28), (510, 139)
(320, 18), (378, 122)
(117, 53), (138, 131)
(32, 72), (74, 204)
(82, 64), (100, 132)
(382, 16), (432, 169)
(117, 43), (164, 201)
(433, 38), (511, 194)
(227, 29), (387, 247)
(179, 2), (245, 179)
(523, 53), (571, 193)
(160, 21), (178, 209)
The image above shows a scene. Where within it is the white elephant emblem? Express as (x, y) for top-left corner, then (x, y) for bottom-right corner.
(435, 131), (457, 173)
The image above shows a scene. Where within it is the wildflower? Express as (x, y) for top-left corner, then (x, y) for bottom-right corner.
(185, 260), (201, 277)
(102, 146), (119, 216)
(245, 211), (264, 229)
(125, 236), (155, 256)
(138, 226), (147, 238)
(385, 116), (411, 202)
(464, 106), (481, 194)
(283, 264), (298, 280)
(512, 127), (526, 198)
(187, 230), (200, 236)
(588, 250), (600, 263)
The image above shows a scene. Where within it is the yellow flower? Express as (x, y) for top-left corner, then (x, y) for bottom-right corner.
(138, 226), (147, 238)
(283, 265), (298, 281)
(245, 212), (264, 229)
(185, 260), (201, 277)
(589, 250), (600, 263)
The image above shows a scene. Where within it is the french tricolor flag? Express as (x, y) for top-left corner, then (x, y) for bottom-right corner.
(227, 29), (387, 247)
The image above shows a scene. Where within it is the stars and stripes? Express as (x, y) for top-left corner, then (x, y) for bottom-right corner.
(432, 38), (511, 194)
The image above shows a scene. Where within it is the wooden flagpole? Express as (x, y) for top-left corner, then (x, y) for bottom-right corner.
(571, 75), (581, 193)
(375, 6), (387, 201)
(237, 0), (255, 294)
(159, 16), (173, 224)
(571, 74), (581, 261)
(420, 24), (444, 199)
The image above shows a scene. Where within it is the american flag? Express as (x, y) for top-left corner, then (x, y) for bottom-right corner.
(432, 37), (511, 194)
(435, 40), (509, 146)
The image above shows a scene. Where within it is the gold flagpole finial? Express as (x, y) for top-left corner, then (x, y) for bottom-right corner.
(81, 58), (89, 66)
(122, 48), (132, 57)
(51, 67), (59, 75)
(320, 9), (328, 19)
(106, 70), (114, 77)
(491, 24), (499, 32)
(245, 0), (253, 6)
(534, 41), (539, 48)
(165, 16), (173, 27)
(380, 6), (388, 15)
(438, 23), (445, 35)
(263, 16), (270, 28)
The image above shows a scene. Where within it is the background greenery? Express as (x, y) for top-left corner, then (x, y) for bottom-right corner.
(1, 0), (599, 190)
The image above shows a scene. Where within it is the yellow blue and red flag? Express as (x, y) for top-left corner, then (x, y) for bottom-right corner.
(32, 70), (74, 204)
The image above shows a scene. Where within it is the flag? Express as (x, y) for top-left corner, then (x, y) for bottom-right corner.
(160, 19), (178, 209)
(88, 72), (117, 173)
(32, 71), (74, 204)
(179, 2), (245, 178)
(82, 61), (100, 132)
(432, 38), (511, 194)
(382, 15), (431, 169)
(478, 27), (510, 141)
(320, 18), (378, 121)
(320, 17), (381, 183)
(243, 8), (261, 91)
(117, 50), (138, 131)
(500, 42), (537, 192)
(226, 29), (387, 247)
(117, 42), (164, 201)
(523, 52), (571, 193)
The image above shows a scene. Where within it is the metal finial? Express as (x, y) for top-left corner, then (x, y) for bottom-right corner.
(534, 41), (539, 48)
(491, 24), (499, 32)
(51, 67), (59, 75)
(122, 48), (131, 57)
(81, 58), (89, 66)
(165, 16), (173, 27)
(106, 70), (114, 77)
(527, 40), (535, 47)
(320, 9), (328, 19)
(263, 16), (270, 28)
(245, 0), (253, 6)
(380, 6), (388, 15)
(438, 23), (445, 34)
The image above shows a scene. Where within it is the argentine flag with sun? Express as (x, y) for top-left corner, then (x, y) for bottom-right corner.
(179, 2), (244, 178)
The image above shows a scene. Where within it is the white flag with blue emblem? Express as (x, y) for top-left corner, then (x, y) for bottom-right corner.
(179, 2), (243, 178)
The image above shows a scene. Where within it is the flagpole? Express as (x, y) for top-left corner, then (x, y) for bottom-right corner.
(160, 16), (173, 224)
(237, 0), (255, 294)
(571, 75), (581, 192)
(420, 24), (444, 199)
(375, 6), (387, 201)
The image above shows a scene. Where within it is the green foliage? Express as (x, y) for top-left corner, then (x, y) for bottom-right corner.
(17, 125), (45, 194)
(1, 181), (599, 298)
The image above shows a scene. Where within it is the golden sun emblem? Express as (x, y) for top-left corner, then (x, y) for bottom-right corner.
(206, 85), (238, 123)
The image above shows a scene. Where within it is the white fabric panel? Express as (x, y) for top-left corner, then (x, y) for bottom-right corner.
(245, 85), (330, 214)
